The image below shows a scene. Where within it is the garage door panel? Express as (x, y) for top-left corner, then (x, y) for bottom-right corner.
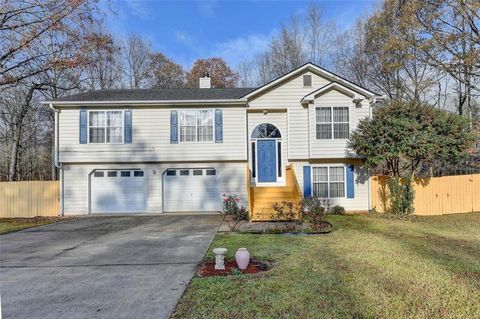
(164, 168), (221, 212)
(91, 170), (147, 213)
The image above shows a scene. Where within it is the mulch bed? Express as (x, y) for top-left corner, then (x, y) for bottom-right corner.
(196, 259), (270, 277)
(239, 220), (333, 234)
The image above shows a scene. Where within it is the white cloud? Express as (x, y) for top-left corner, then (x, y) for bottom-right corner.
(124, 0), (152, 20)
(210, 32), (273, 67)
(197, 0), (217, 17)
(174, 30), (194, 46)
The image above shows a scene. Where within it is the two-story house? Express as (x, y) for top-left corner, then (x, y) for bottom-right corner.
(44, 63), (382, 220)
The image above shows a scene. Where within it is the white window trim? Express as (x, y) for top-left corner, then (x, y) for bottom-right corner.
(178, 109), (216, 143)
(315, 106), (350, 140)
(311, 165), (347, 199)
(87, 110), (124, 144)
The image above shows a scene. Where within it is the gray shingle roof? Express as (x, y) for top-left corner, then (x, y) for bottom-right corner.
(47, 88), (257, 102)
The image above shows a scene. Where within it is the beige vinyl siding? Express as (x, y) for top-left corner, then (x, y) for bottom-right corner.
(291, 160), (369, 211)
(248, 71), (330, 159)
(247, 111), (288, 181)
(309, 89), (370, 158)
(58, 107), (247, 163)
(62, 162), (247, 215)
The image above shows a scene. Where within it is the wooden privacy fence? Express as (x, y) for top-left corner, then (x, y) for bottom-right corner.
(371, 174), (480, 215)
(0, 181), (59, 218)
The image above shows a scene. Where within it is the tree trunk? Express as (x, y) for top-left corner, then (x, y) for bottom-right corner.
(7, 85), (39, 181)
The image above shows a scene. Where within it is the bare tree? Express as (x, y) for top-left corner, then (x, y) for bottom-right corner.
(236, 60), (257, 87)
(84, 33), (123, 90)
(122, 33), (152, 89)
(0, 0), (104, 87)
(306, 3), (338, 67)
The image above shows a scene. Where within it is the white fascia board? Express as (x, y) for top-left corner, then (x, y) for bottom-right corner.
(41, 99), (248, 107)
(301, 82), (366, 104)
(244, 63), (379, 99)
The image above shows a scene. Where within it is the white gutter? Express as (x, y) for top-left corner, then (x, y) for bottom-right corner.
(41, 99), (248, 106)
(49, 103), (64, 216)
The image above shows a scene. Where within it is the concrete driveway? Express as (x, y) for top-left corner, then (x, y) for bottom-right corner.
(0, 215), (222, 319)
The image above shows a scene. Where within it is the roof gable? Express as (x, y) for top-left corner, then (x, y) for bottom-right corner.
(242, 62), (380, 100)
(301, 82), (366, 105)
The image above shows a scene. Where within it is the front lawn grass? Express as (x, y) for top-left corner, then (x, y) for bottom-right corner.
(0, 217), (62, 234)
(173, 213), (480, 319)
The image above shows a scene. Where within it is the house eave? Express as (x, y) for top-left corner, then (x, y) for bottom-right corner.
(41, 99), (248, 107)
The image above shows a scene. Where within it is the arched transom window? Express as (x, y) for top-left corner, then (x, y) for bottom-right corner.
(251, 123), (281, 139)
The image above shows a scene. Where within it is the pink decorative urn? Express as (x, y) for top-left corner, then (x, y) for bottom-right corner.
(235, 248), (250, 270)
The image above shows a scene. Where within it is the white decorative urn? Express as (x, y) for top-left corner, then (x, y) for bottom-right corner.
(213, 248), (228, 270)
(235, 248), (250, 270)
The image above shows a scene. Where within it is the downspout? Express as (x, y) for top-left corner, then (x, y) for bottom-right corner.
(49, 103), (64, 216)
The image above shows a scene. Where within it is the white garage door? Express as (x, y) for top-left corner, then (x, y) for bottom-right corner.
(91, 170), (147, 213)
(163, 168), (221, 212)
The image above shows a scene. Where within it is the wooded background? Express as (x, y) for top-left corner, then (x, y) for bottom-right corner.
(1, 0), (479, 181)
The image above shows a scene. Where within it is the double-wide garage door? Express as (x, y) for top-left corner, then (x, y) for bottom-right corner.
(91, 170), (147, 213)
(163, 168), (221, 212)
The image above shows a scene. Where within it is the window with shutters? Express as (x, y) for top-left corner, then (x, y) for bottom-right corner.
(315, 107), (349, 139)
(179, 110), (214, 142)
(312, 166), (346, 198)
(88, 110), (123, 144)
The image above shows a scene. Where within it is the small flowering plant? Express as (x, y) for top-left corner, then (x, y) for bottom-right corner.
(222, 194), (248, 221)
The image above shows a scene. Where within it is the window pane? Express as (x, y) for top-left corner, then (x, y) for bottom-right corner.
(313, 182), (328, 198)
(180, 170), (189, 176)
(313, 167), (328, 182)
(89, 128), (105, 143)
(89, 111), (105, 126)
(193, 169), (203, 176)
(197, 110), (213, 125)
(134, 171), (144, 177)
(121, 171), (131, 177)
(329, 167), (345, 182)
(333, 107), (349, 122)
(251, 142), (256, 178)
(206, 169), (216, 175)
(316, 124), (332, 139)
(330, 182), (345, 197)
(107, 111), (122, 126)
(94, 171), (104, 177)
(316, 108), (331, 123)
(333, 123), (349, 139)
(107, 171), (117, 177)
(107, 127), (122, 143)
(180, 126), (196, 142)
(197, 126), (213, 141)
(166, 170), (176, 176)
(277, 142), (282, 177)
(180, 111), (196, 126)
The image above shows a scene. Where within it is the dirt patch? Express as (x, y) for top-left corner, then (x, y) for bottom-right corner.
(196, 260), (270, 277)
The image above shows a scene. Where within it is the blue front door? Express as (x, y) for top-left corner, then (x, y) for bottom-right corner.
(257, 140), (276, 182)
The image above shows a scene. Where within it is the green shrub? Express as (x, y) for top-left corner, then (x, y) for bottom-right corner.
(299, 197), (328, 231)
(271, 201), (297, 221)
(222, 194), (248, 220)
(330, 205), (346, 215)
(387, 177), (415, 215)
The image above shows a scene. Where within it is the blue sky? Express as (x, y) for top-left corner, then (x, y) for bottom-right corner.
(104, 0), (374, 69)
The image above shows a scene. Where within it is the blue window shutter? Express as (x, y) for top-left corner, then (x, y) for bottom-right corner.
(170, 110), (178, 144)
(215, 109), (223, 143)
(79, 109), (87, 144)
(347, 165), (355, 198)
(303, 166), (312, 197)
(124, 109), (132, 144)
